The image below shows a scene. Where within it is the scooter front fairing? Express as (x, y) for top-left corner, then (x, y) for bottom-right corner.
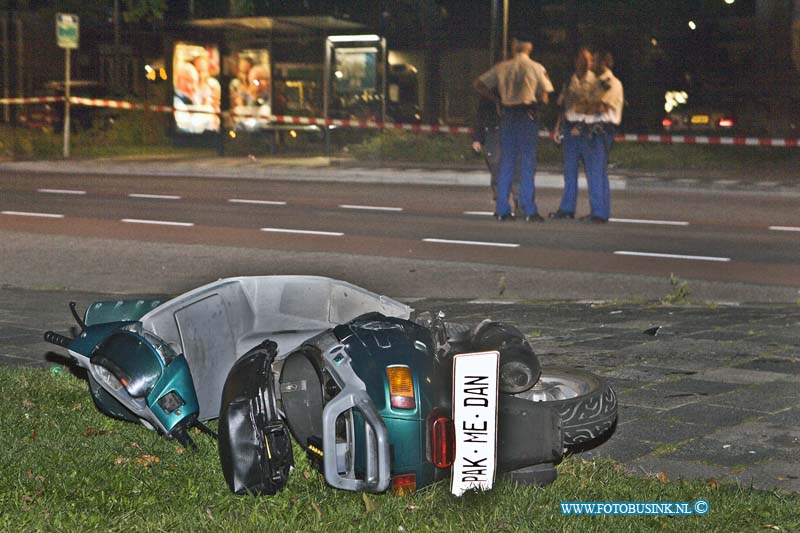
(45, 276), (411, 445)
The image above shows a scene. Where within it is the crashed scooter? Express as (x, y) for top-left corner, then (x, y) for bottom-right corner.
(44, 276), (616, 495)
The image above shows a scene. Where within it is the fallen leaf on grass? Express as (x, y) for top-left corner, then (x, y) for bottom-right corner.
(206, 508), (214, 521)
(656, 471), (669, 484)
(134, 454), (160, 467)
(83, 427), (111, 437)
(23, 399), (34, 410)
(303, 471), (311, 479)
(70, 403), (82, 411)
(762, 526), (781, 531)
(405, 504), (419, 512)
(30, 430), (38, 441)
(310, 501), (322, 518)
(362, 493), (378, 514)
(175, 446), (185, 455)
(114, 456), (131, 465)
(707, 478), (720, 489)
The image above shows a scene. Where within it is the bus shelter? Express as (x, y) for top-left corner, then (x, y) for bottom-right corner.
(174, 15), (387, 152)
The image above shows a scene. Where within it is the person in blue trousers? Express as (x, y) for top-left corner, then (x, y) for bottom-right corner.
(594, 50), (624, 222)
(474, 34), (553, 222)
(550, 48), (608, 223)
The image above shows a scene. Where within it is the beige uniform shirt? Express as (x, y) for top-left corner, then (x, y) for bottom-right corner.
(479, 53), (554, 106)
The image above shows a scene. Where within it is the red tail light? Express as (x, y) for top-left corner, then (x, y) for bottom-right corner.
(431, 416), (455, 468)
(391, 473), (416, 495)
(661, 118), (673, 128)
(718, 118), (734, 128)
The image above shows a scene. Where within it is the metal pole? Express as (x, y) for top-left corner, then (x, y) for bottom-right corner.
(502, 0), (509, 60)
(323, 38), (332, 157)
(2, 17), (9, 122)
(380, 37), (387, 123)
(63, 48), (70, 158)
(489, 0), (500, 64)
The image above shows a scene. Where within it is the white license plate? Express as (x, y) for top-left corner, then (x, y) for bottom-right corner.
(450, 350), (499, 497)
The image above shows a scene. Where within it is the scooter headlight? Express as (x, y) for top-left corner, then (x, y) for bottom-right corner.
(94, 364), (124, 392)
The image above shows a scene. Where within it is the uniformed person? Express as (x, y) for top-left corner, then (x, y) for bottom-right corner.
(473, 34), (554, 222)
(594, 50), (624, 222)
(550, 48), (604, 221)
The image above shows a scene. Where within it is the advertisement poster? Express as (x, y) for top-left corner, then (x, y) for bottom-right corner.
(228, 49), (272, 130)
(334, 48), (377, 95)
(173, 43), (221, 134)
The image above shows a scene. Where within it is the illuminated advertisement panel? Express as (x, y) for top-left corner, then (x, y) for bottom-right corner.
(334, 48), (377, 94)
(173, 43), (221, 133)
(228, 49), (272, 130)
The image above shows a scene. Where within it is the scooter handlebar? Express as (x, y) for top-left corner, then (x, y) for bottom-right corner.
(44, 331), (72, 348)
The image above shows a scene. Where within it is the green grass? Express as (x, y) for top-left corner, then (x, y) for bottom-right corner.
(341, 130), (799, 180)
(2, 366), (798, 532)
(3, 120), (796, 181)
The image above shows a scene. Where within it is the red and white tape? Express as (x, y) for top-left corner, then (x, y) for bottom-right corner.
(2, 95), (798, 147)
(616, 133), (799, 148)
(69, 96), (174, 114)
(0, 96), (65, 104)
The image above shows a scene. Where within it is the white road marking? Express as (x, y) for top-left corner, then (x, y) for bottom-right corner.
(423, 238), (519, 248)
(260, 227), (344, 236)
(128, 193), (182, 200)
(609, 218), (689, 226)
(228, 198), (287, 206)
(463, 211), (494, 216)
(614, 251), (731, 262)
(1, 210), (64, 218)
(339, 204), (403, 212)
(37, 188), (86, 195)
(769, 226), (800, 232)
(121, 218), (194, 227)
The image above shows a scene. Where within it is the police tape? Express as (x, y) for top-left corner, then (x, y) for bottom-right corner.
(1, 95), (797, 147)
(0, 96), (65, 104)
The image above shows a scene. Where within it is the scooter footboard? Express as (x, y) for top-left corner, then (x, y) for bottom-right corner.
(321, 344), (391, 493)
(496, 395), (563, 472)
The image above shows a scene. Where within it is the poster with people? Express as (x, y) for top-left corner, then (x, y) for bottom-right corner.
(228, 49), (272, 131)
(173, 43), (221, 134)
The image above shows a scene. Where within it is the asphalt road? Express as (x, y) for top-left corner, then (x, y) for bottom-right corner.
(1, 169), (799, 302)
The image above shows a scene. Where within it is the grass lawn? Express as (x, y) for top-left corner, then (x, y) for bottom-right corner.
(2, 366), (798, 532)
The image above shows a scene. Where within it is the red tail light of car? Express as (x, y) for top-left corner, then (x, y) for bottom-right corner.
(431, 416), (455, 468)
(391, 473), (417, 495)
(661, 118), (673, 128)
(718, 118), (734, 128)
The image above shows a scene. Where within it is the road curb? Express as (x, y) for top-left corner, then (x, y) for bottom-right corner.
(2, 159), (799, 195)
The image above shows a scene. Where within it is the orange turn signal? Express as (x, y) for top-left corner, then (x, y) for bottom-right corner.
(387, 366), (415, 410)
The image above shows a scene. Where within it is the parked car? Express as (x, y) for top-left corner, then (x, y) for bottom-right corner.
(662, 107), (736, 133)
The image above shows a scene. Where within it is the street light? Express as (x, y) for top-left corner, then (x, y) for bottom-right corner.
(688, 20), (697, 30)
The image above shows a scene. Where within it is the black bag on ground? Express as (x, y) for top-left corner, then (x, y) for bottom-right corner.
(218, 340), (294, 495)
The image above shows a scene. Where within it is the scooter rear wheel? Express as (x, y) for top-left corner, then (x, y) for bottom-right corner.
(513, 367), (617, 448)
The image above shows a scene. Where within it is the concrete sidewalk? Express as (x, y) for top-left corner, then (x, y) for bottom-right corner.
(3, 286), (798, 493)
(2, 155), (799, 194)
